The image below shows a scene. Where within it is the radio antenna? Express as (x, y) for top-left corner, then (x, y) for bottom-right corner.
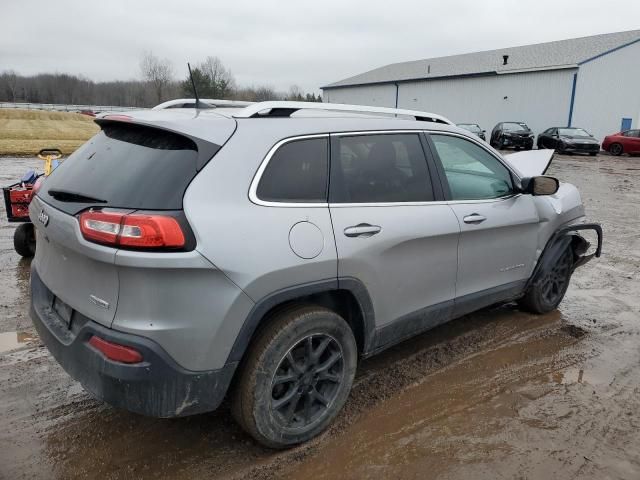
(187, 62), (203, 109)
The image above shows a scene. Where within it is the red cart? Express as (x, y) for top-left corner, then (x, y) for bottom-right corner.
(2, 149), (62, 258)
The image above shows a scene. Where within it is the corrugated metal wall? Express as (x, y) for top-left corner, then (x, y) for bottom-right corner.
(571, 40), (640, 140)
(323, 83), (397, 107)
(324, 69), (575, 138)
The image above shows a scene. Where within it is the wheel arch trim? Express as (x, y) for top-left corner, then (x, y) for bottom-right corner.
(225, 277), (376, 365)
(527, 223), (602, 289)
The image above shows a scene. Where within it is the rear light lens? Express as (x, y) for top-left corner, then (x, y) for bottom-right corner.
(89, 335), (143, 364)
(79, 210), (185, 250)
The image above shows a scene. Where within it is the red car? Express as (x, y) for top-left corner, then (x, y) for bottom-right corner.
(602, 129), (640, 156)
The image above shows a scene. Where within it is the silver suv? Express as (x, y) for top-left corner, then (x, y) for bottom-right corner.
(29, 101), (602, 448)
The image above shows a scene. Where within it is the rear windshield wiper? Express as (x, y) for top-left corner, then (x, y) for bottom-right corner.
(47, 189), (107, 204)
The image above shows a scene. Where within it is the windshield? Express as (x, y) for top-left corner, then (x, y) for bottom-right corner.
(458, 124), (481, 133)
(558, 128), (591, 137)
(503, 122), (529, 132)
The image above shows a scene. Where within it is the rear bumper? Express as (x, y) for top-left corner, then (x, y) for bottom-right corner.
(30, 266), (236, 417)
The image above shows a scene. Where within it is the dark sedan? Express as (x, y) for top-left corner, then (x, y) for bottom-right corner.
(457, 123), (486, 140)
(490, 122), (534, 150)
(537, 127), (599, 156)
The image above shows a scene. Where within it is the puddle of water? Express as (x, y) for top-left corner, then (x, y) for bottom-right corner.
(0, 331), (36, 353)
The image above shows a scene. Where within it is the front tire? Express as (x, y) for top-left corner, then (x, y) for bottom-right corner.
(232, 305), (357, 448)
(518, 248), (572, 314)
(14, 223), (36, 258)
(609, 143), (623, 156)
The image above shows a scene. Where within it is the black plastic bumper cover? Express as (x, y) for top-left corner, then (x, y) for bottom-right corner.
(30, 267), (236, 418)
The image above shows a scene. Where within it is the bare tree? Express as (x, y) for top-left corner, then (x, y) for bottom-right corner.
(200, 56), (235, 98)
(286, 85), (304, 101)
(140, 51), (174, 104)
(1, 70), (19, 101)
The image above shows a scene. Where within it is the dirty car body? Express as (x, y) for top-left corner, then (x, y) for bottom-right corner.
(29, 102), (602, 446)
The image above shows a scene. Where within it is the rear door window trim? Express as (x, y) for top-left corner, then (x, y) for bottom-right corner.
(249, 134), (330, 208)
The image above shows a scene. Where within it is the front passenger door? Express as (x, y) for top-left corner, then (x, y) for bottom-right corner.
(428, 133), (539, 313)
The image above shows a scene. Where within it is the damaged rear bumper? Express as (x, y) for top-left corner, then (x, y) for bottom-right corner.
(30, 266), (236, 417)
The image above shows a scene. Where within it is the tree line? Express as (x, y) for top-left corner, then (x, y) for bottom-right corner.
(0, 52), (321, 107)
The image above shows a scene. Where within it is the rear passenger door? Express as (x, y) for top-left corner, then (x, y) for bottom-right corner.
(427, 133), (539, 314)
(329, 132), (460, 343)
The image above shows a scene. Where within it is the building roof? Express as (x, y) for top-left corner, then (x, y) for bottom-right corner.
(323, 29), (640, 89)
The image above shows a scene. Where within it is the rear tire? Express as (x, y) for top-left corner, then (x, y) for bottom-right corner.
(231, 305), (357, 448)
(13, 223), (36, 258)
(609, 143), (623, 156)
(518, 247), (572, 314)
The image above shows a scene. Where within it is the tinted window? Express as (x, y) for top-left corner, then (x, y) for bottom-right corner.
(256, 137), (328, 202)
(503, 122), (528, 132)
(623, 130), (640, 137)
(431, 134), (514, 200)
(42, 123), (201, 212)
(330, 134), (434, 203)
(558, 128), (591, 136)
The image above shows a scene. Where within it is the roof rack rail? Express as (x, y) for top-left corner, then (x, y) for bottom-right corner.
(232, 101), (453, 125)
(152, 98), (254, 110)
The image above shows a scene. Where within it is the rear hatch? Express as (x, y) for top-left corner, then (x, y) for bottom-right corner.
(30, 112), (236, 327)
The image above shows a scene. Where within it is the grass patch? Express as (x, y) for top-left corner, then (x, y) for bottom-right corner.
(0, 109), (99, 155)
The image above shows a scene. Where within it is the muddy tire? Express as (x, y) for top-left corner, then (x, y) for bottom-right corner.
(518, 248), (573, 314)
(231, 305), (357, 448)
(13, 223), (36, 258)
(609, 143), (623, 156)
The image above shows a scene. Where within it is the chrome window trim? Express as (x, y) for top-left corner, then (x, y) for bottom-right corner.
(249, 129), (524, 208)
(249, 134), (330, 208)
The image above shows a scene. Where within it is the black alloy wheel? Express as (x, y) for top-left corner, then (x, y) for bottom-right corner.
(540, 250), (572, 306)
(609, 143), (623, 156)
(270, 334), (344, 428)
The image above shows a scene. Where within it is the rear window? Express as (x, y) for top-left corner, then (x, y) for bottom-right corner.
(41, 123), (203, 212)
(256, 137), (328, 203)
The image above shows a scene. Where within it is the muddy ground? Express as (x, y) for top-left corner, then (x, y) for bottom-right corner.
(1, 153), (639, 479)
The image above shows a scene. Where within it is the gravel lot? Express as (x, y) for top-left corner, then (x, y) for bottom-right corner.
(1, 153), (639, 479)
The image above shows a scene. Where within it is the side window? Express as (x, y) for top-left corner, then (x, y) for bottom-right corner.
(330, 133), (434, 203)
(256, 137), (328, 203)
(430, 134), (514, 200)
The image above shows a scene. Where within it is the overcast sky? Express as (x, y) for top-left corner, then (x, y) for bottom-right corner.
(2, 0), (639, 93)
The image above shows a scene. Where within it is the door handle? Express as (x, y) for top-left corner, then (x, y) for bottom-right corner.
(463, 213), (486, 224)
(344, 223), (382, 238)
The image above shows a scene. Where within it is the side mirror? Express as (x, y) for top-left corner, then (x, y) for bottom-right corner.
(522, 176), (560, 196)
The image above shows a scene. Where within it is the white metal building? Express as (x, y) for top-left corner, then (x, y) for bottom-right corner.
(322, 30), (640, 141)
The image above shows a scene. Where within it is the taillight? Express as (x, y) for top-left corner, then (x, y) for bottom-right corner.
(89, 335), (143, 364)
(78, 210), (185, 250)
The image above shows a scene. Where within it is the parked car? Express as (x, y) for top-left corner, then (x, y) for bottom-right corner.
(602, 129), (640, 156)
(457, 123), (486, 140)
(490, 122), (534, 150)
(28, 101), (601, 448)
(537, 127), (599, 156)
(79, 109), (96, 117)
